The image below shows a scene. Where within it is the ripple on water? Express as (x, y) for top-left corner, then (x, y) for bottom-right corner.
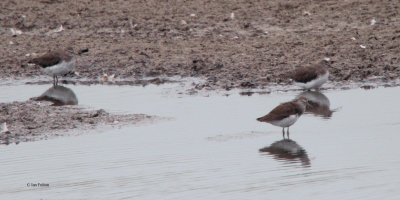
(0, 84), (400, 199)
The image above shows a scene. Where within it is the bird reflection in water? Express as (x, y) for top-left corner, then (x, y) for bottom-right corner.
(297, 91), (336, 119)
(259, 139), (310, 167)
(32, 85), (78, 106)
(1, 86), (78, 145)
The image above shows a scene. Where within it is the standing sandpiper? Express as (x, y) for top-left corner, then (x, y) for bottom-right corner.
(257, 97), (308, 139)
(29, 48), (76, 86)
(289, 61), (329, 90)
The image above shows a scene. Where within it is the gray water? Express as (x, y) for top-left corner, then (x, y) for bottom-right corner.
(1, 82), (400, 199)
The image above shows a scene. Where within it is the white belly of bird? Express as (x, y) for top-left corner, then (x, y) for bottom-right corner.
(41, 60), (75, 76)
(296, 71), (329, 89)
(270, 114), (299, 128)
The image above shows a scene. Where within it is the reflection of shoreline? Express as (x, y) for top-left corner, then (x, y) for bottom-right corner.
(260, 139), (310, 167)
(32, 85), (78, 106)
(297, 91), (334, 119)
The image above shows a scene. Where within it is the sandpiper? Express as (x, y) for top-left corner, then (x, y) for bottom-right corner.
(289, 60), (329, 90)
(29, 48), (76, 86)
(257, 97), (308, 138)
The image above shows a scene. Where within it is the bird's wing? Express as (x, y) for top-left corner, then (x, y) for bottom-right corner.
(30, 51), (62, 68)
(291, 67), (318, 83)
(257, 102), (298, 122)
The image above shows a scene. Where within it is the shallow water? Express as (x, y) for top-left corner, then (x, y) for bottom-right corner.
(1, 83), (400, 199)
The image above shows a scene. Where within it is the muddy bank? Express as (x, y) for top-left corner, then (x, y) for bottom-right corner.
(1, 0), (399, 90)
(0, 100), (154, 145)
(24, 77), (178, 87)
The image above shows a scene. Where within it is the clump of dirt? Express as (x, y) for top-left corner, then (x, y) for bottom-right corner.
(0, 0), (399, 90)
(0, 100), (154, 145)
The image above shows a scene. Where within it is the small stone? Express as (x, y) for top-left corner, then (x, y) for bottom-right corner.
(370, 18), (376, 25)
(361, 85), (374, 90)
(180, 20), (187, 25)
(10, 28), (23, 36)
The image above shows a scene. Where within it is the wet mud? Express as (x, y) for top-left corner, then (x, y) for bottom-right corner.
(0, 85), (155, 145)
(1, 0), (399, 90)
(0, 100), (153, 145)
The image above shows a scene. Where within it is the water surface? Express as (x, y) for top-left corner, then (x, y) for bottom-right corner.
(0, 83), (399, 199)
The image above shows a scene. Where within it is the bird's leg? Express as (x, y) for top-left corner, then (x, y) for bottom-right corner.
(53, 75), (56, 87)
(55, 76), (58, 86)
(287, 127), (290, 139)
(282, 128), (285, 139)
